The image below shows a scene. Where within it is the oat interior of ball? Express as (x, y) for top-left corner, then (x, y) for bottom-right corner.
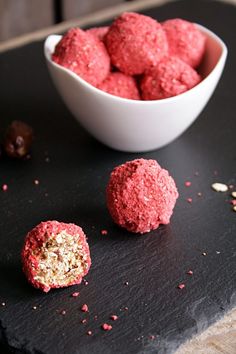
(33, 231), (88, 287)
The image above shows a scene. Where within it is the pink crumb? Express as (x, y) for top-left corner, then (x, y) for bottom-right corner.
(102, 323), (112, 331)
(2, 184), (8, 191)
(71, 292), (80, 297)
(187, 198), (193, 203)
(187, 270), (193, 275)
(185, 181), (191, 187)
(110, 315), (118, 321)
(178, 283), (185, 289)
(81, 304), (89, 312)
(101, 229), (108, 235)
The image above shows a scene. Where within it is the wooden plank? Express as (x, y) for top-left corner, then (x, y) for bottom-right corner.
(62, 0), (124, 20)
(175, 308), (236, 354)
(0, 0), (54, 41)
(0, 0), (174, 52)
(0, 0), (236, 53)
(0, 0), (235, 45)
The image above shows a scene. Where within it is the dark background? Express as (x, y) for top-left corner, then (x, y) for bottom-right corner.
(0, 0), (236, 353)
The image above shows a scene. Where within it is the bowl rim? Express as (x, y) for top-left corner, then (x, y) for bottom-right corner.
(44, 23), (228, 105)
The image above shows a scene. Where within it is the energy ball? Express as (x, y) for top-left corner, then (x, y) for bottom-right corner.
(141, 56), (201, 100)
(52, 28), (110, 86)
(162, 18), (206, 68)
(86, 26), (109, 41)
(22, 221), (91, 292)
(106, 159), (178, 234)
(97, 72), (140, 100)
(105, 12), (168, 75)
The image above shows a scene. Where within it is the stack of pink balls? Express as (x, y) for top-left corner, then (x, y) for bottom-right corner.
(52, 12), (206, 101)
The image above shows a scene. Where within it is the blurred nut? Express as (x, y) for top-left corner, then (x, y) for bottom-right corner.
(4, 120), (33, 158)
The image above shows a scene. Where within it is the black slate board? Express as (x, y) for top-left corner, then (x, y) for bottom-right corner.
(0, 1), (236, 353)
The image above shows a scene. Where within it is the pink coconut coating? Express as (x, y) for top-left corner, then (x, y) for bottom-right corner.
(141, 56), (201, 100)
(162, 18), (206, 68)
(52, 28), (110, 86)
(106, 159), (178, 234)
(105, 12), (168, 75)
(97, 72), (140, 100)
(87, 26), (109, 41)
(22, 221), (91, 292)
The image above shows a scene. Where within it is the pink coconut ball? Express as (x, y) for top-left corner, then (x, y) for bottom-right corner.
(86, 26), (109, 41)
(52, 28), (110, 86)
(141, 56), (201, 100)
(162, 18), (206, 68)
(105, 12), (169, 75)
(106, 159), (179, 234)
(97, 72), (140, 100)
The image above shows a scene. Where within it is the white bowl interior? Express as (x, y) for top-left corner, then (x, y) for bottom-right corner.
(197, 25), (226, 78)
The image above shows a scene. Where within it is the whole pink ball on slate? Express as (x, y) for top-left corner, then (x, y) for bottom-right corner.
(106, 159), (178, 234)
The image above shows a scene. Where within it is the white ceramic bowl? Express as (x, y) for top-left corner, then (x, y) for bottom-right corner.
(44, 24), (227, 152)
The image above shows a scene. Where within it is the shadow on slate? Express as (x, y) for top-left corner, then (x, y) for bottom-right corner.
(0, 0), (236, 353)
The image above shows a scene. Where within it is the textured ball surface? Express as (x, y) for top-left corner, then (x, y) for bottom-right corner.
(97, 72), (140, 100)
(105, 12), (168, 75)
(106, 159), (179, 234)
(52, 28), (110, 86)
(141, 56), (201, 100)
(22, 221), (91, 292)
(87, 26), (109, 41)
(162, 18), (206, 68)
